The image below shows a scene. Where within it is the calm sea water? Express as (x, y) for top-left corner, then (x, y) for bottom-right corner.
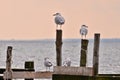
(0, 39), (120, 79)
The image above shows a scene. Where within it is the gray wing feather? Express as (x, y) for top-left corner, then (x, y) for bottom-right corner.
(80, 28), (88, 35)
(55, 16), (65, 25)
(44, 60), (52, 67)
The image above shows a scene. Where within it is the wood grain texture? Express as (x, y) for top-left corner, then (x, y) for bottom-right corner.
(54, 66), (93, 76)
(3, 71), (53, 79)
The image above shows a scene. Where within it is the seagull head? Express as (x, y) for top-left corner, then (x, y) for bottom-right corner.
(53, 13), (61, 16)
(81, 25), (88, 28)
(44, 57), (49, 60)
(65, 57), (71, 61)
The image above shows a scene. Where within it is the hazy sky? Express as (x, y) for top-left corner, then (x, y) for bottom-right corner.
(0, 0), (120, 40)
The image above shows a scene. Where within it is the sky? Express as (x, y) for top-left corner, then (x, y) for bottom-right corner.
(0, 0), (120, 40)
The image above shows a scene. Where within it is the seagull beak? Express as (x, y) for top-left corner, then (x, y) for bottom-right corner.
(53, 14), (56, 16)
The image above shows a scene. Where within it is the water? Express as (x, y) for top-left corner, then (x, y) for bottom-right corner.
(0, 39), (120, 79)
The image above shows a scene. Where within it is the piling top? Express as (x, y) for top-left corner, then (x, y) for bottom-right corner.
(25, 61), (34, 70)
(7, 46), (12, 50)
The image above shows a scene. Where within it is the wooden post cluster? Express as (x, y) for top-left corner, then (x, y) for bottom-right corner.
(53, 33), (101, 80)
(56, 30), (62, 66)
(4, 46), (13, 80)
(3, 46), (35, 80)
(93, 33), (100, 76)
(80, 39), (89, 67)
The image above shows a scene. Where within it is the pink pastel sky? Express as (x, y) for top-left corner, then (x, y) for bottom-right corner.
(0, 0), (120, 40)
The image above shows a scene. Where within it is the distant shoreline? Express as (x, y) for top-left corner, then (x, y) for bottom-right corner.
(0, 38), (120, 42)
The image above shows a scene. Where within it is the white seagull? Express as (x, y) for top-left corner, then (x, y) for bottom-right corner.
(80, 25), (88, 39)
(44, 57), (52, 72)
(63, 58), (71, 67)
(53, 13), (65, 30)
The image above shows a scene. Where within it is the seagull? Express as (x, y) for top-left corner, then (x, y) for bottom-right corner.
(44, 57), (52, 72)
(63, 58), (71, 67)
(80, 25), (88, 39)
(53, 13), (65, 30)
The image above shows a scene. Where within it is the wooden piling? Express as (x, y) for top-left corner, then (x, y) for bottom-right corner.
(4, 46), (13, 80)
(56, 30), (62, 66)
(25, 61), (34, 80)
(80, 39), (89, 67)
(93, 33), (100, 76)
(25, 61), (34, 71)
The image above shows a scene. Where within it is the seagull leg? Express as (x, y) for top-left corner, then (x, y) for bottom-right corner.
(56, 25), (58, 30)
(46, 67), (47, 72)
(81, 35), (83, 39)
(49, 67), (50, 72)
(85, 35), (86, 39)
(60, 25), (62, 30)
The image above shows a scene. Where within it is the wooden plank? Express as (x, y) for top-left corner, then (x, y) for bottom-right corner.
(3, 71), (53, 79)
(98, 74), (120, 76)
(53, 74), (120, 80)
(54, 66), (93, 76)
(0, 68), (35, 74)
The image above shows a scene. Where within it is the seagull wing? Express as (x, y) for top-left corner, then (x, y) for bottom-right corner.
(63, 59), (71, 66)
(80, 28), (88, 35)
(44, 59), (52, 67)
(67, 60), (71, 66)
(55, 16), (65, 25)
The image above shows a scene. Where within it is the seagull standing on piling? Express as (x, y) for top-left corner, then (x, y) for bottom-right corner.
(44, 57), (52, 72)
(80, 25), (88, 39)
(63, 58), (71, 67)
(53, 13), (65, 30)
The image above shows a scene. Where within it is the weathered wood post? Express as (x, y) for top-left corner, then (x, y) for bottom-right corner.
(25, 61), (34, 80)
(4, 46), (13, 80)
(80, 39), (89, 67)
(56, 30), (62, 66)
(93, 33), (100, 76)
